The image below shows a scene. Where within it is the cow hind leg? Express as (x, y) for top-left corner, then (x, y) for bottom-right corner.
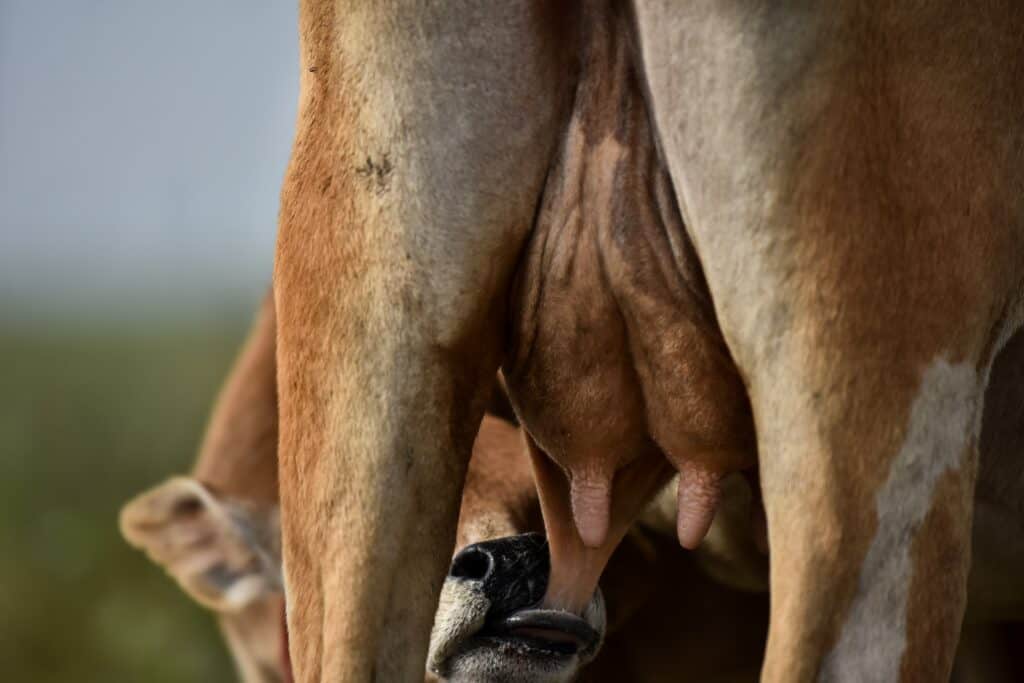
(750, 337), (995, 683)
(628, 4), (1024, 675)
(274, 2), (577, 680)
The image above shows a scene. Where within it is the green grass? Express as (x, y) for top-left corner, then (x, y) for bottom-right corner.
(0, 316), (253, 682)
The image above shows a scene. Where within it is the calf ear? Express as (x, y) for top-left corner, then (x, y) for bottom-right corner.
(119, 477), (282, 613)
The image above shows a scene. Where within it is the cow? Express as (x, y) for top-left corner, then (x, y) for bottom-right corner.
(272, 0), (1024, 680)
(119, 295), (771, 683)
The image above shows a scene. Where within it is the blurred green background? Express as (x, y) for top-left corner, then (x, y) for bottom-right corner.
(0, 313), (256, 682)
(1, 1), (297, 679)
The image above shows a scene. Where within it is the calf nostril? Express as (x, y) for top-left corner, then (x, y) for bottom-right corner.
(449, 546), (494, 582)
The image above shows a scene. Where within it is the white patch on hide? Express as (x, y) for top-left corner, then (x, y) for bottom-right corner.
(820, 359), (981, 681)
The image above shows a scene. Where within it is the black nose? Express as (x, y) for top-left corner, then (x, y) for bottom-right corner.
(449, 545), (494, 582)
(448, 533), (549, 617)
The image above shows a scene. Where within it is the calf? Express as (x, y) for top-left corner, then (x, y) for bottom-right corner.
(120, 296), (769, 682)
(122, 296), (1024, 682)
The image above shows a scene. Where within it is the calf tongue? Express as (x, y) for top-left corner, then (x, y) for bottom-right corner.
(675, 462), (722, 549)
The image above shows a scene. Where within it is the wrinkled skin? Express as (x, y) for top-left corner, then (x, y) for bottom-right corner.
(503, 2), (754, 612)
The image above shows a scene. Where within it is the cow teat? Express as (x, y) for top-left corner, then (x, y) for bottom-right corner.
(569, 474), (613, 549)
(674, 460), (724, 550)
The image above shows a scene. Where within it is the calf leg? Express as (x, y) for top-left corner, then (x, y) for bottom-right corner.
(274, 2), (577, 680)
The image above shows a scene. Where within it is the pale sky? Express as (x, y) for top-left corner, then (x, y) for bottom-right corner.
(0, 0), (299, 320)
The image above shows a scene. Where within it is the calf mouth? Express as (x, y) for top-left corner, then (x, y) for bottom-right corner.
(428, 533), (606, 681)
(430, 589), (606, 682)
(478, 608), (600, 657)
